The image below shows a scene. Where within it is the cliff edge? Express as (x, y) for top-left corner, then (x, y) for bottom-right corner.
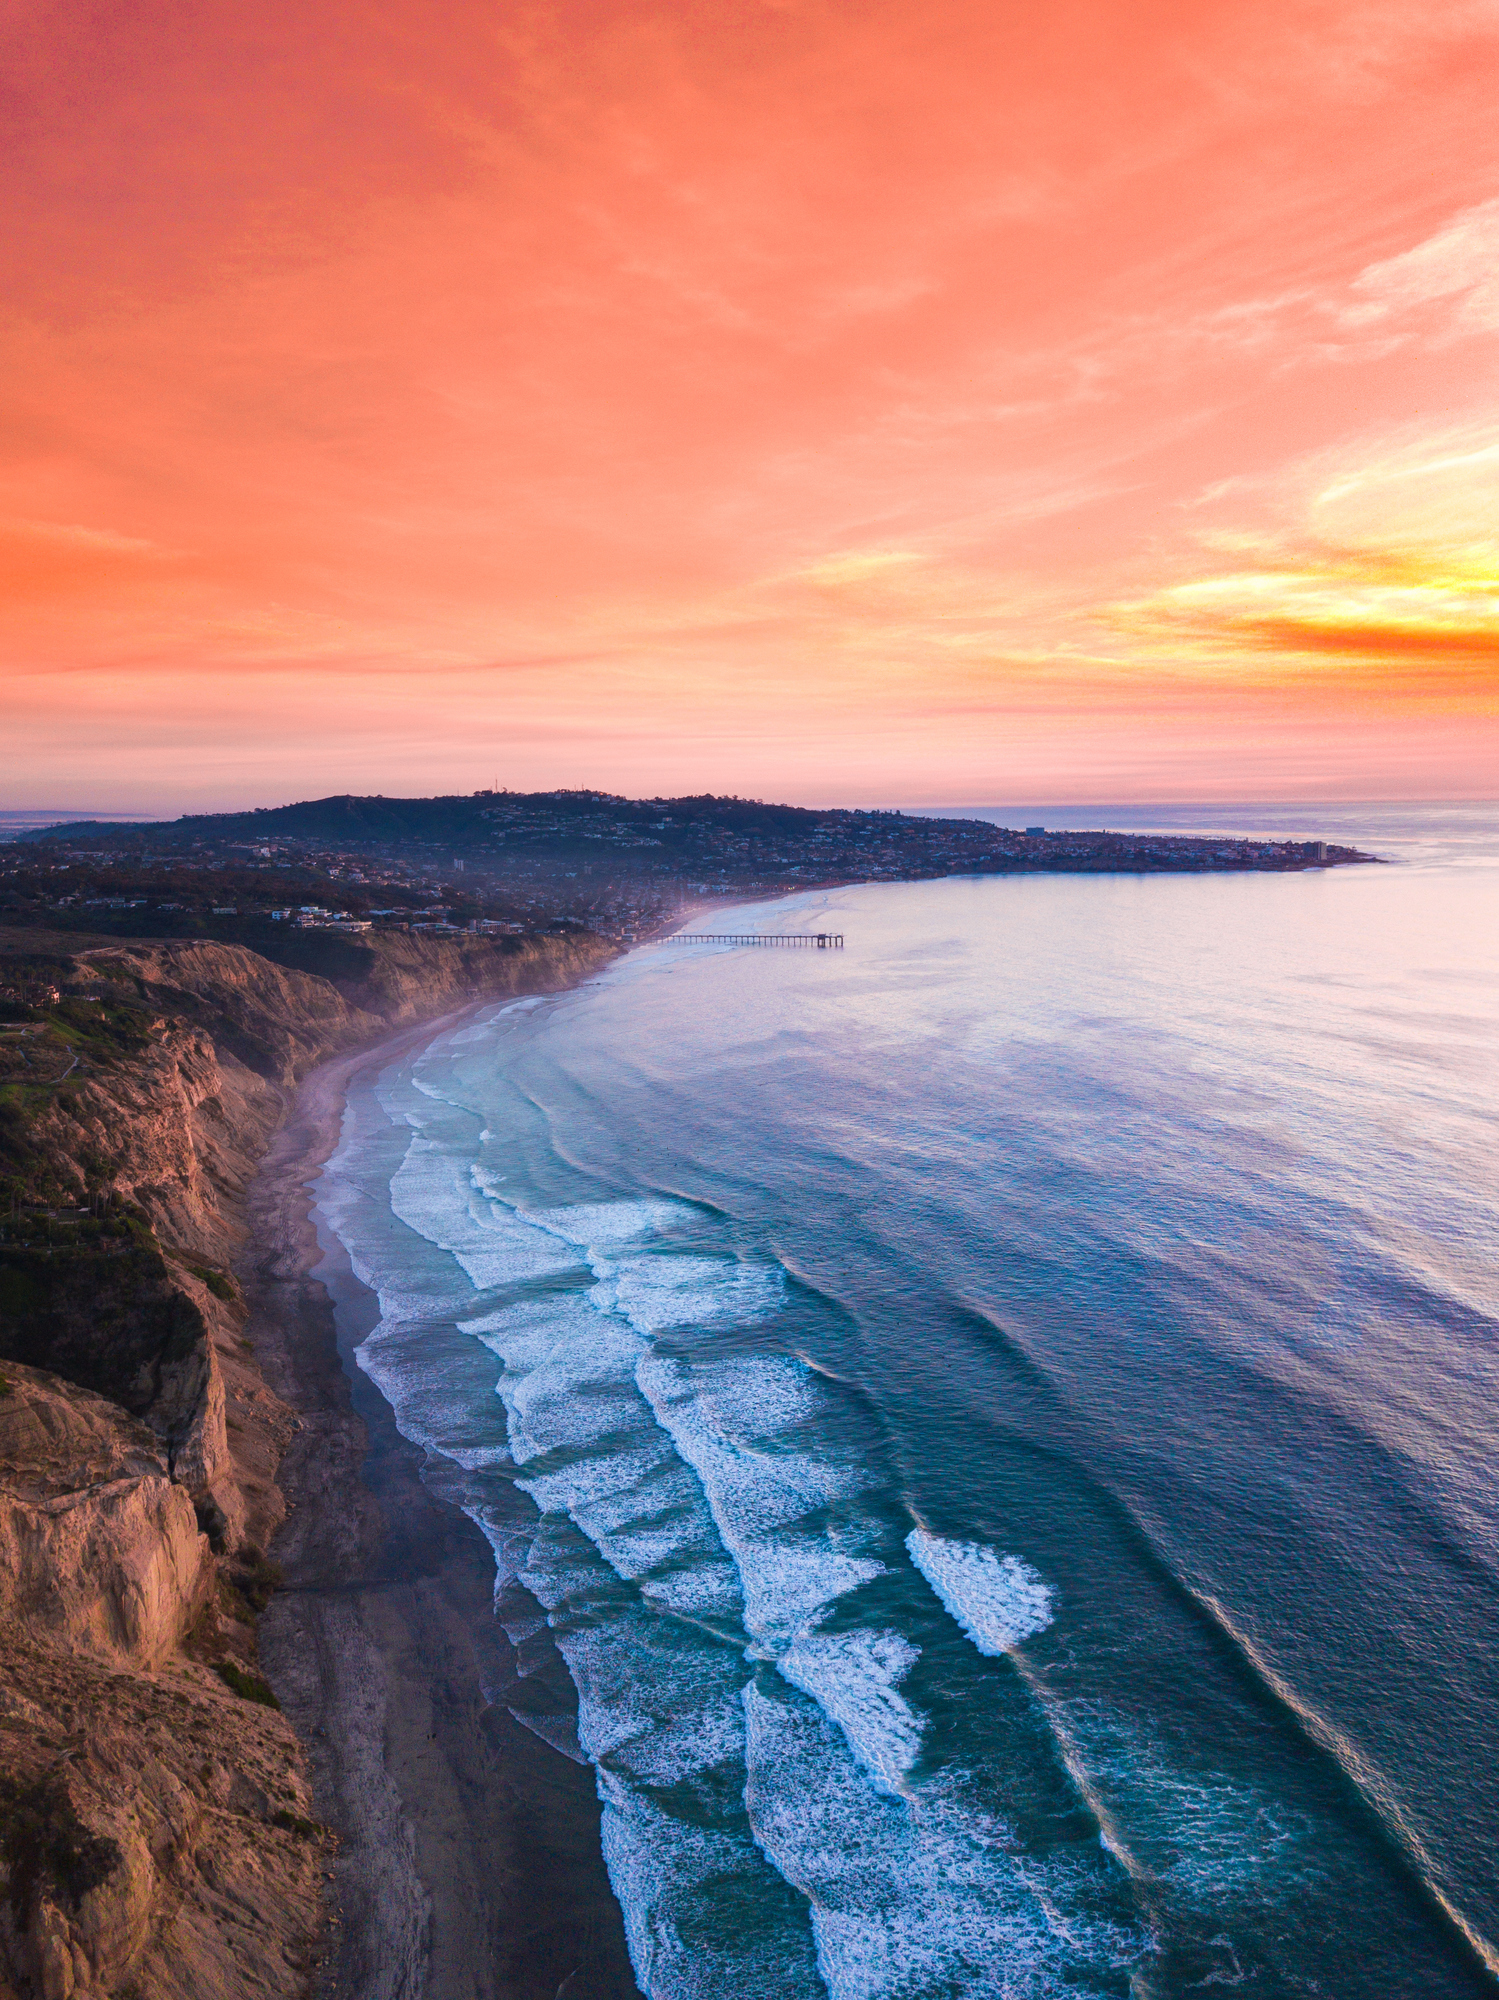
(0, 927), (614, 1999)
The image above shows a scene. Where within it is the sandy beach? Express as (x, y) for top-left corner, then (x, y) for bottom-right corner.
(239, 1011), (643, 2000)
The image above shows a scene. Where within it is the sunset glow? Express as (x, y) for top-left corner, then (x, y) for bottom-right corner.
(5, 0), (1498, 808)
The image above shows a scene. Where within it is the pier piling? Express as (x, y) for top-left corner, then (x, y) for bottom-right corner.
(650, 932), (844, 948)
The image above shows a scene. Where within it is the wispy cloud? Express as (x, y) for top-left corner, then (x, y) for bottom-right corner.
(1340, 197), (1499, 335)
(5, 0), (1499, 803)
(0, 517), (182, 603)
(1111, 557), (1499, 678)
(1106, 420), (1499, 698)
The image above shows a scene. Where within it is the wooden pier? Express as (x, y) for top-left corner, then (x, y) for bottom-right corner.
(651, 931), (844, 948)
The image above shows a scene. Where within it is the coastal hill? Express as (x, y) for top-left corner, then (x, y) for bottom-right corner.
(10, 789), (1374, 951)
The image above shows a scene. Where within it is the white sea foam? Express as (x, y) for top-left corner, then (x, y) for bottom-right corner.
(635, 1352), (882, 1624)
(314, 980), (1173, 2000)
(599, 1774), (825, 2000)
(521, 1517), (825, 1996)
(601, 1253), (786, 1333)
(742, 1680), (1121, 1999)
(389, 1133), (576, 1292)
(469, 1202), (962, 1945)
(319, 1085), (1143, 1999)
(634, 1351), (930, 1786)
(526, 1195), (693, 1250)
(777, 1627), (922, 1793)
(463, 1285), (744, 1623)
(518, 1515), (743, 1775)
(322, 1129), (482, 1331)
(906, 1529), (1055, 1654)
(329, 1132), (819, 1984)
(544, 1609), (746, 1782)
(468, 1512), (537, 1595)
(350, 1320), (512, 1471)
(474, 1187), (785, 1333)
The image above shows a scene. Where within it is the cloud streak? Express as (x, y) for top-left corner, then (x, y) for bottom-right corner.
(3, 0), (1498, 804)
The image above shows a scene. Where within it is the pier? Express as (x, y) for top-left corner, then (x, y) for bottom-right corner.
(652, 931), (844, 948)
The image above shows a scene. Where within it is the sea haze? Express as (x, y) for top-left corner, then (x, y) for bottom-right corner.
(312, 803), (1499, 1998)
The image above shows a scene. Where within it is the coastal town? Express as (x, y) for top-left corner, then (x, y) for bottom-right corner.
(0, 789), (1369, 949)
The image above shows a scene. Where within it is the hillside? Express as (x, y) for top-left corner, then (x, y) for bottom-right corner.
(8, 790), (1374, 957)
(18, 788), (857, 851)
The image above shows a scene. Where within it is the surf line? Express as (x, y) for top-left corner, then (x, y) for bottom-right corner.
(1191, 1586), (1499, 1981)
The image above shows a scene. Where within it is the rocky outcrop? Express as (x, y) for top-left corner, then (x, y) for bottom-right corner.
(0, 1365), (212, 1670)
(0, 1361), (325, 2000)
(80, 930), (613, 1090)
(0, 926), (617, 1998)
(0, 1627), (327, 2000)
(0, 1242), (232, 1522)
(224, 927), (609, 1038)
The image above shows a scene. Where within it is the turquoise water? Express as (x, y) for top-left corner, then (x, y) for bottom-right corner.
(315, 804), (1499, 1997)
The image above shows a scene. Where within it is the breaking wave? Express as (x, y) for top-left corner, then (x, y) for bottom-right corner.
(315, 1040), (1145, 1997)
(905, 1530), (1055, 1655)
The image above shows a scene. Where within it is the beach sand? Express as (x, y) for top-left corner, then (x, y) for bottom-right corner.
(241, 1015), (643, 2000)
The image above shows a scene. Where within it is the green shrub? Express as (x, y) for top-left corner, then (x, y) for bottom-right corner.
(0, 1102), (42, 1177)
(188, 1263), (236, 1301)
(213, 1660), (281, 1709)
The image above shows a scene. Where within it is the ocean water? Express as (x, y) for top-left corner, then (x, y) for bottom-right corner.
(313, 801), (1499, 1998)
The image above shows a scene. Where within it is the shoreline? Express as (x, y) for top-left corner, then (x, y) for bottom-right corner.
(237, 999), (642, 2000)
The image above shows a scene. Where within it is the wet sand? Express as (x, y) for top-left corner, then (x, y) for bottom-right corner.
(241, 1015), (643, 2000)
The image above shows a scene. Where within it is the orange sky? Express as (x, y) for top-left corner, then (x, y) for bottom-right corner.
(4, 0), (1498, 810)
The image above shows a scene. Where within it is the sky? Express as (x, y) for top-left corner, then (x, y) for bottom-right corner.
(4, 0), (1498, 811)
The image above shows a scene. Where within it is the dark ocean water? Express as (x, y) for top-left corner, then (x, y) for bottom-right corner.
(314, 802), (1499, 1998)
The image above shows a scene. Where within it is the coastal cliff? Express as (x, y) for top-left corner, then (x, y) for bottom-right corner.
(0, 927), (614, 1999)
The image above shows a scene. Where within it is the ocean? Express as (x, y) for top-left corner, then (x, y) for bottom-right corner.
(311, 801), (1499, 1998)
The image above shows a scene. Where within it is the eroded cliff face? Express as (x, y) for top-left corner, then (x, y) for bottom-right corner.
(4, 930), (613, 1540)
(0, 1367), (211, 1670)
(0, 928), (615, 1999)
(0, 1362), (324, 2000)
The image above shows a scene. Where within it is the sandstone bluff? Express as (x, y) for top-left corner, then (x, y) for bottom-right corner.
(0, 926), (613, 2000)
